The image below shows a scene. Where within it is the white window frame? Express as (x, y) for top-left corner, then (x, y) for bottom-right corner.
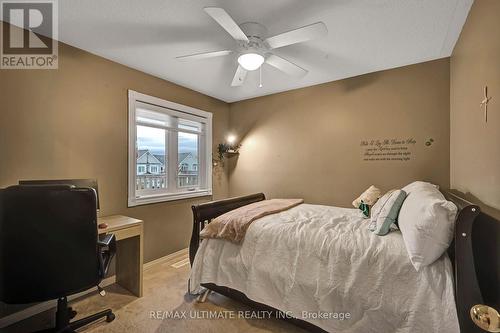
(128, 90), (212, 207)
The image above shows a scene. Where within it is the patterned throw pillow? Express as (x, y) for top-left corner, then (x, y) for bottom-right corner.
(370, 190), (407, 235)
(352, 185), (382, 218)
(369, 189), (393, 231)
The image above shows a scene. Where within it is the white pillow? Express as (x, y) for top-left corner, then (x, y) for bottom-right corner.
(398, 183), (457, 271)
(402, 181), (439, 194)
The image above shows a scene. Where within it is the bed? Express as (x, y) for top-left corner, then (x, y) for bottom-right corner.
(188, 191), (498, 333)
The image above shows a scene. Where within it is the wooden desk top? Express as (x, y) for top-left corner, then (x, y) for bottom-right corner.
(98, 215), (143, 234)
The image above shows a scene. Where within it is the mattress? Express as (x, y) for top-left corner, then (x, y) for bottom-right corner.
(189, 204), (459, 333)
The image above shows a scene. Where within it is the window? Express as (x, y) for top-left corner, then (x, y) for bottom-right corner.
(128, 90), (212, 206)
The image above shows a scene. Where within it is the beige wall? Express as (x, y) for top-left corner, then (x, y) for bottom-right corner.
(0, 23), (456, 261)
(0, 28), (230, 263)
(450, 0), (500, 209)
(228, 59), (451, 206)
(0, 18), (467, 321)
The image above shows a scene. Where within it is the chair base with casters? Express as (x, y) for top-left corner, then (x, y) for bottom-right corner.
(36, 296), (115, 333)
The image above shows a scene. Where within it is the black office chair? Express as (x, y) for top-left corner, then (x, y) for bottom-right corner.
(0, 185), (116, 332)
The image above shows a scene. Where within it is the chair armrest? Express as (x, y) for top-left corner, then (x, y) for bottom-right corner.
(97, 233), (116, 278)
(98, 233), (114, 247)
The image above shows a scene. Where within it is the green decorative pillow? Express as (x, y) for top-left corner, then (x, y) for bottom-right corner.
(370, 190), (407, 236)
(358, 201), (370, 218)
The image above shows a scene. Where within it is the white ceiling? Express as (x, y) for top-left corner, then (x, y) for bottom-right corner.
(54, 0), (473, 102)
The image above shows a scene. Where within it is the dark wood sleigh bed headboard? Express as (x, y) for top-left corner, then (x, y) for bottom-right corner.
(190, 191), (499, 333)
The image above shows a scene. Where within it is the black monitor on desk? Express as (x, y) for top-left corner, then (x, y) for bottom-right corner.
(19, 178), (100, 210)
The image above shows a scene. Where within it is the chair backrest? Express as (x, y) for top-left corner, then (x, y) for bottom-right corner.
(0, 185), (100, 304)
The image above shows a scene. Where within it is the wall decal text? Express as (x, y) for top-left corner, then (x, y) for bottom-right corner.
(361, 138), (416, 162)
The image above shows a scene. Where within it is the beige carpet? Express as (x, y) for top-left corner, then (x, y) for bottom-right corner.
(4, 253), (307, 333)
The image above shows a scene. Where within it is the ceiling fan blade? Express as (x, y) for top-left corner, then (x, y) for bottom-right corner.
(264, 22), (327, 49)
(231, 65), (247, 86)
(176, 50), (232, 62)
(204, 7), (249, 42)
(265, 54), (308, 78)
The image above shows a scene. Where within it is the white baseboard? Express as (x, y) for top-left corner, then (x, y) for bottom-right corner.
(0, 248), (188, 328)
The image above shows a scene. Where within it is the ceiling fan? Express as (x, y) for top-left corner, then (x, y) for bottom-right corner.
(176, 7), (328, 87)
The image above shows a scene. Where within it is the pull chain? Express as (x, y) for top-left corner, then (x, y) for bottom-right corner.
(259, 66), (263, 88)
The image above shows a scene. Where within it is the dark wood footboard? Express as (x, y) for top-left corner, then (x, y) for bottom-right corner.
(189, 193), (265, 265)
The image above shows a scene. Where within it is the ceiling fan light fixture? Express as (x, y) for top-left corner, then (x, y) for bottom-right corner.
(179, 7), (328, 87)
(238, 53), (264, 71)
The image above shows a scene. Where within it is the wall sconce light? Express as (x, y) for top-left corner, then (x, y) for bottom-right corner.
(227, 134), (237, 145)
(215, 134), (241, 164)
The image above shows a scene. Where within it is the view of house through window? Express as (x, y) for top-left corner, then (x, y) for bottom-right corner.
(178, 132), (198, 188)
(136, 125), (167, 193)
(136, 127), (200, 192)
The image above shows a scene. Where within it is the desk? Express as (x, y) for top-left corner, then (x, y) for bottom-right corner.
(98, 215), (143, 297)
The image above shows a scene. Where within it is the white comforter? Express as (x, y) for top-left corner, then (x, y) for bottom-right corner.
(189, 204), (459, 333)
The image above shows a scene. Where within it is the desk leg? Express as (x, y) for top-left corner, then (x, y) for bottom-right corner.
(115, 234), (143, 297)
